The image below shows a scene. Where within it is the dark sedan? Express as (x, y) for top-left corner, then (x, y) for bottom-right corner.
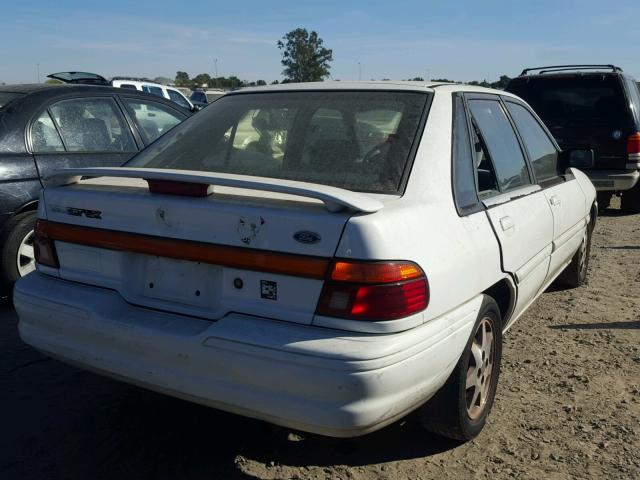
(0, 84), (191, 287)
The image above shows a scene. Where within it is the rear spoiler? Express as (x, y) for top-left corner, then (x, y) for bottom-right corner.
(54, 167), (385, 214)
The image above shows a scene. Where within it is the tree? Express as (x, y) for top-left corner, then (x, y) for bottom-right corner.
(192, 73), (212, 87)
(256, 79), (267, 86)
(277, 28), (333, 82)
(490, 75), (511, 90)
(411, 77), (425, 81)
(175, 71), (190, 87)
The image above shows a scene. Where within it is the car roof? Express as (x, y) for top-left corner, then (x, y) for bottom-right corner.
(512, 71), (627, 79)
(0, 84), (61, 94)
(0, 84), (192, 111)
(231, 80), (513, 97)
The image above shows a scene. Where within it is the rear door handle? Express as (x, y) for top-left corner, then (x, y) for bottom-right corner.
(499, 216), (514, 231)
(549, 195), (561, 206)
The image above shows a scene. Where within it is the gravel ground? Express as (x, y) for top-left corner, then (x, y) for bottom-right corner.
(1, 198), (639, 480)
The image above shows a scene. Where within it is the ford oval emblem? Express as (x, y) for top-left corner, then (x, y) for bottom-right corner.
(293, 231), (321, 244)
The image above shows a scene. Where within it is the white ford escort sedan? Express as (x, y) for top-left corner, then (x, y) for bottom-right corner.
(14, 82), (596, 441)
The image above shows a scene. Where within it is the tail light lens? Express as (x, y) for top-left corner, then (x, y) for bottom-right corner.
(315, 261), (429, 321)
(34, 220), (59, 268)
(627, 132), (640, 157)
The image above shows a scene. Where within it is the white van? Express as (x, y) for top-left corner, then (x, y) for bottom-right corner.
(111, 79), (195, 112)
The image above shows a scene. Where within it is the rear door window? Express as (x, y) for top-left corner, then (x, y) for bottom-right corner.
(31, 110), (65, 152)
(123, 98), (185, 144)
(167, 89), (191, 109)
(505, 101), (560, 182)
(468, 99), (531, 193)
(143, 85), (164, 98)
(48, 98), (136, 152)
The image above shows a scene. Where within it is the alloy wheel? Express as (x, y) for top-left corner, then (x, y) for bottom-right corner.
(16, 229), (36, 277)
(466, 317), (495, 420)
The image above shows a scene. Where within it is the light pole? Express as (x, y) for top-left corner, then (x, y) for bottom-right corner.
(214, 58), (218, 78)
(358, 62), (362, 81)
(36, 63), (40, 83)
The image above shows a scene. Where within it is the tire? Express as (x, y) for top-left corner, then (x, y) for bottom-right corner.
(621, 182), (640, 214)
(596, 192), (612, 211)
(419, 295), (502, 441)
(0, 211), (37, 287)
(556, 222), (592, 288)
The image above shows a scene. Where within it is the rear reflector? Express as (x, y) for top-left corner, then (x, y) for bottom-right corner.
(316, 260), (429, 321)
(147, 179), (212, 197)
(35, 220), (330, 279)
(34, 220), (59, 268)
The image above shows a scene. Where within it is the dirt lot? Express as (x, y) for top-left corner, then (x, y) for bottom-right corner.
(1, 199), (639, 480)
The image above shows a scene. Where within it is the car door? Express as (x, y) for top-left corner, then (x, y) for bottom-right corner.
(503, 99), (587, 282)
(465, 94), (554, 322)
(120, 97), (187, 146)
(30, 95), (140, 183)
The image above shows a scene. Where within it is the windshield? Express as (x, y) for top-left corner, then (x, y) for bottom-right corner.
(127, 90), (428, 194)
(507, 76), (631, 126)
(0, 92), (24, 109)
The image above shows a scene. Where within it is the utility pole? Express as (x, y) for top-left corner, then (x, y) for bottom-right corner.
(36, 63), (40, 83)
(214, 58), (218, 78)
(358, 62), (362, 81)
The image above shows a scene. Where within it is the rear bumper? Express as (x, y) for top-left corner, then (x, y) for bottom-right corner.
(14, 273), (479, 437)
(585, 170), (639, 191)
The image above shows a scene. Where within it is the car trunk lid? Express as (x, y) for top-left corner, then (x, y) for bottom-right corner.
(39, 168), (385, 324)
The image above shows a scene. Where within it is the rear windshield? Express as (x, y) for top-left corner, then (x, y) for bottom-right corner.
(126, 91), (428, 194)
(0, 92), (24, 109)
(507, 76), (632, 126)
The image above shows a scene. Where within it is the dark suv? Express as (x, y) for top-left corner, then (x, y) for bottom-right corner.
(506, 65), (640, 212)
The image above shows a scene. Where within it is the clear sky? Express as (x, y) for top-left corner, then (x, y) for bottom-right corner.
(2, 0), (640, 84)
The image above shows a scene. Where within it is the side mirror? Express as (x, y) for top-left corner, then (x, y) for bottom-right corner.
(559, 148), (594, 172)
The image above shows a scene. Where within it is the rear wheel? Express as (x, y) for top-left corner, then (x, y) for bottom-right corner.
(621, 182), (640, 214)
(419, 296), (502, 441)
(556, 223), (592, 288)
(0, 211), (37, 287)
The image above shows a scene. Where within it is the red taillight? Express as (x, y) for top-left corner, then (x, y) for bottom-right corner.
(34, 220), (59, 268)
(315, 261), (429, 321)
(627, 132), (640, 156)
(146, 179), (212, 197)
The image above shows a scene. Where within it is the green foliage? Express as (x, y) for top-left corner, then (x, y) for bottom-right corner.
(175, 71), (190, 87)
(411, 77), (425, 81)
(192, 73), (212, 87)
(277, 28), (333, 82)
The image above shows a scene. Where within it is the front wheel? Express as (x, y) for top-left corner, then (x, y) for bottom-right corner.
(418, 296), (502, 441)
